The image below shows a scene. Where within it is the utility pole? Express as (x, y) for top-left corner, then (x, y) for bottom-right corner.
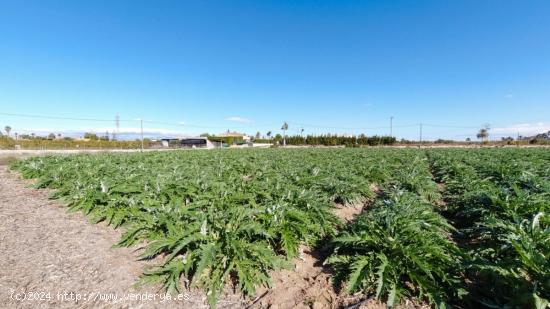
(113, 114), (120, 141)
(139, 118), (144, 151)
(179, 122), (185, 136)
(419, 123), (423, 146)
(390, 116), (393, 138)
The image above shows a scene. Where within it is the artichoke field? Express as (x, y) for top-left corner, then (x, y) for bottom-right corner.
(11, 148), (550, 308)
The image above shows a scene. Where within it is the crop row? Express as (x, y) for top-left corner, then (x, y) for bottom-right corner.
(328, 153), (464, 308)
(429, 149), (550, 308)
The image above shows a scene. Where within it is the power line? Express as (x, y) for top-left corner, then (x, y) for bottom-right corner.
(0, 112), (276, 130)
(286, 121), (418, 130)
(142, 119), (276, 129)
(0, 112), (132, 122)
(422, 123), (480, 129)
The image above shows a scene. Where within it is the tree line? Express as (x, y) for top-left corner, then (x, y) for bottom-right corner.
(255, 134), (397, 146)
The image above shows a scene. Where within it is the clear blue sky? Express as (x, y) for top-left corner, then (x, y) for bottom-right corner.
(1, 0), (549, 140)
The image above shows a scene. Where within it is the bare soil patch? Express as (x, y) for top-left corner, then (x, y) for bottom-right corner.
(332, 203), (364, 223)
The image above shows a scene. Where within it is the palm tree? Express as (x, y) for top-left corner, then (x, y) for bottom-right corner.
(4, 126), (11, 137)
(266, 131), (272, 140)
(281, 122), (288, 146)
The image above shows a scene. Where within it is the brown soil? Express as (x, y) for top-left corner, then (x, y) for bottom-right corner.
(332, 203), (364, 223)
(0, 166), (245, 308)
(250, 244), (389, 309)
(250, 243), (421, 309)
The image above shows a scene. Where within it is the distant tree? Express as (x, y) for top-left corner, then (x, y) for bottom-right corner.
(266, 131), (272, 140)
(465, 137), (471, 142)
(4, 126), (11, 137)
(277, 134), (396, 146)
(477, 127), (489, 143)
(84, 132), (99, 140)
(47, 133), (56, 140)
(200, 133), (211, 138)
(281, 122), (289, 146)
(31, 133), (35, 139)
(255, 131), (261, 139)
(501, 136), (514, 145)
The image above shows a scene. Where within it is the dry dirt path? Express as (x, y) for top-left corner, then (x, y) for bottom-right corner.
(0, 165), (244, 309)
